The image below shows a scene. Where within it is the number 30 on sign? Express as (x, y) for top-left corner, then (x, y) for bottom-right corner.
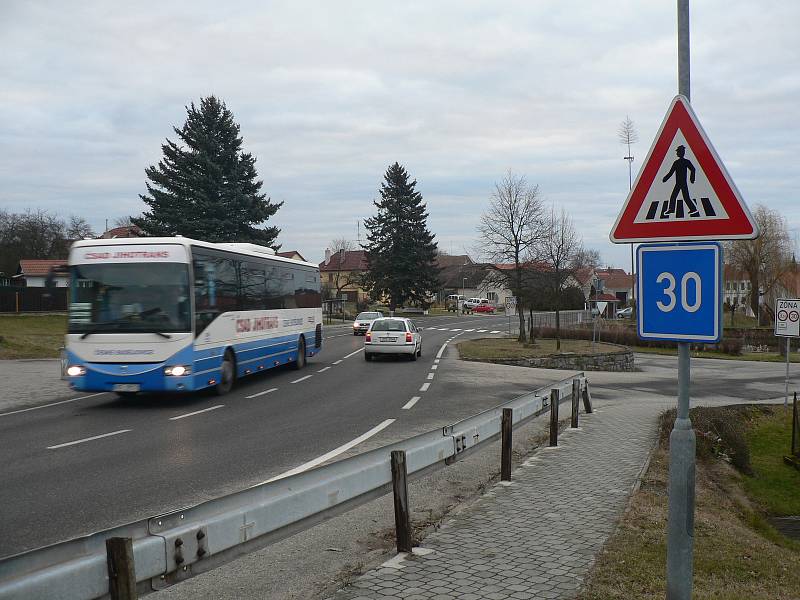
(637, 242), (722, 343)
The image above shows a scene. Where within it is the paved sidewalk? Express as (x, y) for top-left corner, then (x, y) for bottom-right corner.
(330, 399), (660, 600)
(0, 359), (69, 412)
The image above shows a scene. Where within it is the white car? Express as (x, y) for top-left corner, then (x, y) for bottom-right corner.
(364, 317), (422, 361)
(464, 297), (491, 311)
(352, 311), (384, 335)
(616, 306), (633, 319)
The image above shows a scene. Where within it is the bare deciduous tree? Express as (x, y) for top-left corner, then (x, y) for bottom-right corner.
(535, 207), (583, 350)
(726, 205), (793, 320)
(479, 171), (544, 342)
(327, 237), (361, 300)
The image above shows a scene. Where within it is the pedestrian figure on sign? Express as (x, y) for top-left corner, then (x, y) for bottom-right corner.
(660, 145), (699, 219)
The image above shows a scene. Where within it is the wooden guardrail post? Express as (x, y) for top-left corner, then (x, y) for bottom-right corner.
(106, 537), (137, 600)
(582, 379), (593, 413)
(549, 388), (559, 447)
(390, 450), (412, 553)
(501, 408), (512, 481)
(571, 379), (580, 428)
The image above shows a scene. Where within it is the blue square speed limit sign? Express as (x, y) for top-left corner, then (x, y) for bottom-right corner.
(637, 242), (722, 342)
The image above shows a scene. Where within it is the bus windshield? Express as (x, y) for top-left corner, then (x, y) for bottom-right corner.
(68, 263), (191, 334)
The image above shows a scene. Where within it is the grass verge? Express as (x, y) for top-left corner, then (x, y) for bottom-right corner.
(578, 405), (800, 600)
(457, 337), (621, 361)
(632, 345), (800, 363)
(0, 314), (66, 359)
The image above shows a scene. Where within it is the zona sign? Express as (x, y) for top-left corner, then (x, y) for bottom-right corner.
(610, 95), (758, 243)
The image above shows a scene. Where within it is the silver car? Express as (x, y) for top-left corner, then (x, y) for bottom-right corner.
(364, 317), (422, 361)
(352, 311), (384, 335)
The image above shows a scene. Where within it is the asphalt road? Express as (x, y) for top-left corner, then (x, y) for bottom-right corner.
(0, 313), (517, 558)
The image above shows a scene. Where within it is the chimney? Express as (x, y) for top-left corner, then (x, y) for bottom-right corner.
(324, 248), (331, 265)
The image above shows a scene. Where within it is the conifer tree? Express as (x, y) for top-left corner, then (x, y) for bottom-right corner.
(363, 163), (439, 311)
(133, 96), (281, 246)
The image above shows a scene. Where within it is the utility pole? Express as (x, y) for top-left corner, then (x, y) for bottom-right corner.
(666, 2), (695, 599)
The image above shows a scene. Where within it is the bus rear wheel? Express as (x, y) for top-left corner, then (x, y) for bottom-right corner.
(292, 337), (306, 370)
(215, 350), (236, 395)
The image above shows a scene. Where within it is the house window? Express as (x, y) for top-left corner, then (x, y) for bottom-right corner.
(487, 292), (498, 301)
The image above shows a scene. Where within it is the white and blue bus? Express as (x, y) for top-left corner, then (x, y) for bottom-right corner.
(63, 237), (322, 396)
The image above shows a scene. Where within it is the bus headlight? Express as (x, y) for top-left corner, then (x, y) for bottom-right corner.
(66, 365), (86, 377)
(165, 365), (191, 377)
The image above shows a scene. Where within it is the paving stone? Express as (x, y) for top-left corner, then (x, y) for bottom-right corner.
(329, 400), (659, 599)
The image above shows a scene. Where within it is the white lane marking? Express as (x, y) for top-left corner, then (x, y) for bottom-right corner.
(317, 366), (331, 373)
(426, 372), (435, 380)
(464, 329), (475, 332)
(0, 392), (108, 418)
(343, 348), (364, 359)
(246, 388), (278, 399)
(402, 396), (421, 410)
(333, 360), (343, 365)
(451, 328), (462, 331)
(436, 343), (447, 359)
(265, 418), (396, 482)
(477, 329), (487, 333)
(490, 330), (500, 334)
(291, 375), (313, 384)
(431, 364), (438, 370)
(47, 429), (132, 449)
(420, 382), (431, 392)
(170, 405), (225, 421)
(434, 359), (440, 364)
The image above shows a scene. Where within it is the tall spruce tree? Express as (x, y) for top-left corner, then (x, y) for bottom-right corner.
(363, 163), (439, 311)
(133, 96), (281, 246)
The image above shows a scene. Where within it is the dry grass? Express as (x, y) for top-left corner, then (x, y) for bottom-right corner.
(0, 314), (66, 359)
(578, 406), (800, 600)
(457, 337), (621, 361)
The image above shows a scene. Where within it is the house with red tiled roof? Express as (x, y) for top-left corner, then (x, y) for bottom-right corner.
(319, 248), (369, 302)
(99, 225), (145, 239)
(276, 250), (307, 262)
(593, 268), (634, 306)
(14, 259), (69, 287)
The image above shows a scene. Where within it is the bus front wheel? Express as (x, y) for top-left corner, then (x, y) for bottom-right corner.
(293, 337), (306, 370)
(216, 350), (236, 395)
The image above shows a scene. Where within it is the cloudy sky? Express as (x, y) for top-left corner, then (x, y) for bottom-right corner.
(2, 1), (798, 267)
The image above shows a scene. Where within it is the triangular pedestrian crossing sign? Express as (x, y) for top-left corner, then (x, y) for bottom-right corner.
(610, 95), (758, 243)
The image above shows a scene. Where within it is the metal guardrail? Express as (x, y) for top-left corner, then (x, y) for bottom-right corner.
(0, 373), (586, 599)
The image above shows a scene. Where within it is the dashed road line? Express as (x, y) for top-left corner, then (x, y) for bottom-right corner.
(436, 343), (447, 359)
(402, 396), (421, 410)
(420, 382), (431, 392)
(317, 366), (331, 373)
(246, 387), (278, 399)
(426, 373), (435, 380)
(47, 429), (132, 450)
(490, 330), (501, 334)
(342, 348), (364, 359)
(477, 329), (487, 333)
(291, 375), (313, 384)
(332, 360), (343, 365)
(264, 418), (396, 483)
(1, 393), (108, 418)
(170, 405), (225, 421)
(431, 364), (438, 370)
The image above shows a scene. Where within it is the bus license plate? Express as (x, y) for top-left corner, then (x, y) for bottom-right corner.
(113, 384), (140, 392)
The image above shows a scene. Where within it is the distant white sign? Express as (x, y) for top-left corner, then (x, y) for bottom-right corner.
(504, 296), (517, 316)
(775, 298), (800, 337)
(596, 301), (608, 316)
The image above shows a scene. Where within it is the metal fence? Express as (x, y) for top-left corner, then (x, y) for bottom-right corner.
(524, 309), (592, 330)
(0, 374), (588, 599)
(0, 288), (68, 313)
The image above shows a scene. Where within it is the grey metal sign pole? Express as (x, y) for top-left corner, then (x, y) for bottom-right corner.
(666, 1), (696, 599)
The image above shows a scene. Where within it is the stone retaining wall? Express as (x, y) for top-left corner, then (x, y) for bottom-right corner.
(466, 344), (634, 372)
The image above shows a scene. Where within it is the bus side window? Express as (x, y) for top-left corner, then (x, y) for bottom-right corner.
(193, 258), (216, 336)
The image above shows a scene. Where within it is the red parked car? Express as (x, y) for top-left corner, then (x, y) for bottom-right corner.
(473, 304), (496, 314)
